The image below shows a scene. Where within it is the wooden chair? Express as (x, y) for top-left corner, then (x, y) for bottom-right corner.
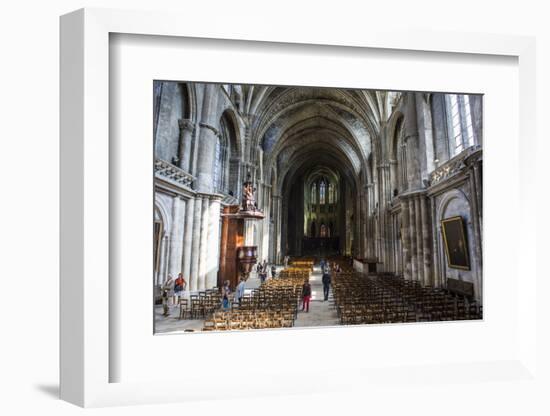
(178, 299), (189, 319)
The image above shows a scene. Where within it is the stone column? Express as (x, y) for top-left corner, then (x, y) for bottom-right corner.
(404, 92), (420, 190)
(415, 93), (435, 176)
(470, 95), (483, 146)
(182, 197), (195, 281)
(168, 197), (185, 278)
(261, 186), (271, 262)
(365, 183), (375, 258)
(469, 162), (483, 302)
(379, 163), (393, 271)
(420, 195), (432, 286)
(198, 196), (210, 290)
(195, 84), (221, 193)
(379, 163), (392, 204)
(206, 197), (222, 289)
(401, 199), (411, 280)
(415, 196), (424, 284)
(389, 160), (398, 198)
(408, 199), (417, 281)
(177, 119), (195, 173)
(359, 188), (367, 259)
(272, 195), (282, 264)
(189, 197), (202, 291)
(430, 197), (440, 287)
(159, 234), (169, 284)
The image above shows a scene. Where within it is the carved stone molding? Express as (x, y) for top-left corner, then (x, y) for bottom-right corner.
(430, 146), (481, 186)
(154, 158), (195, 188)
(178, 118), (195, 133)
(199, 122), (221, 137)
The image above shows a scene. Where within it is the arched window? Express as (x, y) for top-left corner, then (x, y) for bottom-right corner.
(213, 136), (221, 190)
(447, 94), (475, 156)
(328, 183), (334, 204)
(213, 115), (234, 193)
(320, 223), (327, 238)
(319, 180), (326, 205)
(311, 183), (317, 204)
(213, 134), (229, 192)
(391, 117), (407, 195)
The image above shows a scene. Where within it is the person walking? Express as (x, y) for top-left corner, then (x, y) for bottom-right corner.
(235, 278), (246, 307)
(259, 268), (268, 284)
(301, 280), (312, 312)
(271, 264), (277, 279)
(161, 287), (170, 316)
(173, 273), (186, 307)
(222, 280), (231, 310)
(322, 268), (331, 301)
(163, 275), (175, 306)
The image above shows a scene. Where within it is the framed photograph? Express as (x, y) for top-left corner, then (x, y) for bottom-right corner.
(441, 216), (470, 270)
(60, 7), (539, 409)
(152, 79), (483, 337)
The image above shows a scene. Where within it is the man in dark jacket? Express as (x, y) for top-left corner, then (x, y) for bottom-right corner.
(322, 269), (331, 301)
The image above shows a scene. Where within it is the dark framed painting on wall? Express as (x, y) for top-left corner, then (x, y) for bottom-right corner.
(441, 216), (470, 270)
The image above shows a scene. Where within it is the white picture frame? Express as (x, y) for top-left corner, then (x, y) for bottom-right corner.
(60, 7), (539, 408)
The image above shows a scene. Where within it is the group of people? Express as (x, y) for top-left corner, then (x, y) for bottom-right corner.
(320, 258), (342, 274)
(221, 278), (247, 309)
(160, 258), (342, 317)
(161, 272), (187, 316)
(256, 260), (277, 283)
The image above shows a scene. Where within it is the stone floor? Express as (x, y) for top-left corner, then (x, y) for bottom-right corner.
(154, 264), (340, 334)
(294, 265), (340, 327)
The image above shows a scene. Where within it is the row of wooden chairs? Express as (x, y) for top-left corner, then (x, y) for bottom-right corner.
(332, 272), (482, 324)
(178, 289), (221, 319)
(203, 309), (296, 331)
(288, 259), (314, 270)
(198, 266), (310, 331)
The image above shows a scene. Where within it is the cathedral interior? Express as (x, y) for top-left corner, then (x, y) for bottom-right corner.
(153, 81), (483, 333)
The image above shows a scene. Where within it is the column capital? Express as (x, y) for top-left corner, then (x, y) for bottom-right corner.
(178, 118), (195, 133)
